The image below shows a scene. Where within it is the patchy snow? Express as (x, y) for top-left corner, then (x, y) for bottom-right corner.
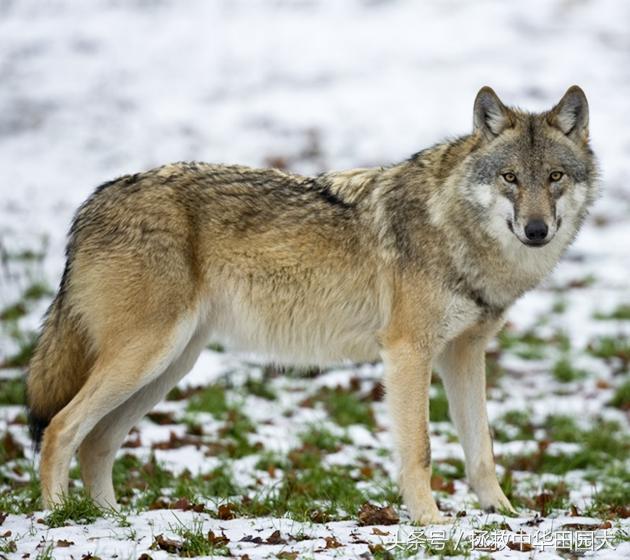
(1, 0), (629, 558)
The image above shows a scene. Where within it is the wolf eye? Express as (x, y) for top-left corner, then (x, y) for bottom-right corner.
(549, 171), (564, 182)
(502, 172), (517, 184)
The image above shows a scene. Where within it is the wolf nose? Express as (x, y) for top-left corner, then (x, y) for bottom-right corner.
(524, 219), (549, 241)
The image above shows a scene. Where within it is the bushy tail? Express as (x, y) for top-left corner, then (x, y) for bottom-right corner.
(26, 290), (92, 449)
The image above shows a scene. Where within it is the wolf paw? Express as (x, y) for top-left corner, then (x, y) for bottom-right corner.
(479, 492), (517, 515)
(412, 513), (451, 525)
(408, 505), (451, 525)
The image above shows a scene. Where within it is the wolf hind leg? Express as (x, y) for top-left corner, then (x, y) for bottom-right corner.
(39, 316), (197, 509)
(78, 323), (211, 509)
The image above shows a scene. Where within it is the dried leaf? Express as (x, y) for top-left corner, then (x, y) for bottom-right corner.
(324, 536), (343, 549)
(507, 540), (534, 552)
(207, 530), (230, 546)
(358, 503), (399, 526)
(152, 534), (182, 553)
(217, 502), (237, 520)
(430, 475), (455, 494)
(56, 539), (74, 547)
(265, 529), (287, 545)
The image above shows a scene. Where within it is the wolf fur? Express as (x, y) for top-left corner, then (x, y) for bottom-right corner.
(26, 86), (597, 523)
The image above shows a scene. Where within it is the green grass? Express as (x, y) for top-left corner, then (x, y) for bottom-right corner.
(498, 328), (570, 360)
(237, 445), (397, 522)
(0, 301), (28, 322)
(429, 385), (450, 422)
(217, 408), (260, 458)
(311, 386), (376, 428)
(32, 542), (55, 560)
(236, 463), (366, 521)
(300, 425), (349, 452)
(0, 535), (17, 554)
(168, 518), (230, 557)
(594, 304), (630, 320)
(545, 414), (580, 442)
(186, 384), (229, 417)
(0, 376), (25, 405)
(609, 379), (630, 410)
(244, 376), (277, 400)
(23, 281), (53, 301)
(501, 418), (630, 475)
(0, 463), (41, 513)
(111, 453), (242, 510)
(45, 492), (103, 527)
(111, 453), (176, 508)
(552, 358), (587, 383)
(586, 465), (630, 518)
(1, 333), (37, 368)
(493, 409), (535, 442)
(588, 335), (630, 362)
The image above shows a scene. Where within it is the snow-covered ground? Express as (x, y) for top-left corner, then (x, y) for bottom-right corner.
(1, 0), (629, 558)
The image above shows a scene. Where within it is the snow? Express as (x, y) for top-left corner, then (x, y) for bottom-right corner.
(1, 0), (630, 558)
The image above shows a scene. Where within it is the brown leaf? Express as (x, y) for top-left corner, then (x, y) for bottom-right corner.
(324, 536), (343, 549)
(611, 505), (630, 518)
(240, 535), (263, 544)
(369, 382), (385, 402)
(265, 529), (287, 545)
(56, 539), (74, 547)
(217, 502), (237, 520)
(146, 411), (176, 425)
(81, 554), (102, 560)
(0, 512), (7, 525)
(122, 432), (142, 448)
(309, 509), (329, 523)
(371, 527), (389, 536)
(137, 555), (153, 560)
(1, 432), (24, 461)
(1, 530), (11, 537)
(357, 503), (399, 526)
(431, 475), (455, 494)
(276, 552), (297, 560)
(265, 156), (289, 171)
(152, 534), (182, 554)
(151, 430), (200, 450)
(168, 497), (204, 512)
(507, 540), (534, 552)
(207, 530), (230, 547)
(568, 504), (580, 517)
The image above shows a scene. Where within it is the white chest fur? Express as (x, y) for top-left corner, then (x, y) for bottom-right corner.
(440, 295), (482, 342)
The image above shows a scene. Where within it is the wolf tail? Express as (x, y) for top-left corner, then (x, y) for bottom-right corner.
(26, 270), (93, 449)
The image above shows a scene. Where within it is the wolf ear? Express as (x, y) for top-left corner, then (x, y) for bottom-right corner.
(548, 85), (589, 142)
(473, 87), (512, 139)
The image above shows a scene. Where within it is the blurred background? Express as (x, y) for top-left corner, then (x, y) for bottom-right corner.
(1, 0), (629, 408)
(0, 1), (629, 553)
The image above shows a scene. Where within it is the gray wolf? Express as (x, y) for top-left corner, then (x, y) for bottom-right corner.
(26, 86), (597, 523)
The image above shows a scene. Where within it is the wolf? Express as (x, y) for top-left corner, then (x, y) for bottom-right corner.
(26, 86), (597, 523)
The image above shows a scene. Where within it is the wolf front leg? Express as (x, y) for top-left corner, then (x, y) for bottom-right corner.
(382, 339), (447, 524)
(437, 320), (515, 513)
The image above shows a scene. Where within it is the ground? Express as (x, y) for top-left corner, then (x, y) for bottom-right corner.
(0, 0), (629, 558)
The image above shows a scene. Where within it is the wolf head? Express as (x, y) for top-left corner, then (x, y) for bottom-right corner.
(464, 86), (598, 249)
